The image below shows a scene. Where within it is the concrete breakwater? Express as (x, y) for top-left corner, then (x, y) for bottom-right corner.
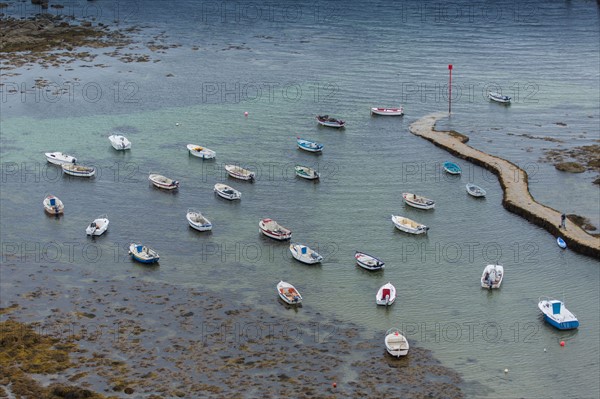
(409, 112), (600, 259)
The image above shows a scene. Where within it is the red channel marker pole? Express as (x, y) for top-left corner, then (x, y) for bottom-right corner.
(448, 64), (453, 115)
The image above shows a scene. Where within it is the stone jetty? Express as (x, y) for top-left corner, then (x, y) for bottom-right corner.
(410, 112), (600, 259)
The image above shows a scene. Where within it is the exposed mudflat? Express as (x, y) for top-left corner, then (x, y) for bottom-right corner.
(0, 258), (464, 398)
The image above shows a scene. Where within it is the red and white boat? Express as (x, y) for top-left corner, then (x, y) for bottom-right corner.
(370, 107), (404, 116)
(376, 282), (396, 306)
(259, 218), (292, 241)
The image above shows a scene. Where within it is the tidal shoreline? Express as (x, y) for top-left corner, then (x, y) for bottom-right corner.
(409, 112), (600, 259)
(0, 259), (465, 398)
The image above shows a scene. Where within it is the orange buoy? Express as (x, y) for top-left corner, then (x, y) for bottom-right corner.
(560, 341), (565, 347)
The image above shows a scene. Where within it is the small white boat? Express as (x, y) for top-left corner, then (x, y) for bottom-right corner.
(488, 92), (511, 104)
(108, 134), (131, 150)
(129, 243), (160, 264)
(391, 215), (428, 235)
(295, 165), (319, 180)
(45, 152), (77, 165)
(355, 251), (385, 271)
(86, 215), (109, 236)
(62, 164), (95, 177)
(187, 144), (216, 159)
(402, 193), (435, 210)
(42, 194), (64, 215)
(371, 107), (404, 116)
(538, 296), (579, 330)
(214, 183), (241, 200)
(186, 208), (212, 231)
(277, 281), (302, 305)
(149, 173), (179, 190)
(385, 328), (409, 357)
(225, 164), (255, 181)
(289, 243), (323, 264)
(481, 264), (504, 289)
(376, 282), (396, 306)
(259, 218), (292, 241)
(466, 183), (486, 198)
(297, 137), (323, 153)
(557, 237), (567, 249)
(316, 115), (345, 128)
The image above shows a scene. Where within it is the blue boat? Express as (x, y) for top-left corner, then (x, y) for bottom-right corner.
(443, 161), (462, 175)
(538, 297), (579, 330)
(557, 237), (567, 249)
(297, 137), (323, 153)
(129, 243), (160, 264)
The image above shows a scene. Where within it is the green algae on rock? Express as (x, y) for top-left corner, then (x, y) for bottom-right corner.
(0, 320), (113, 399)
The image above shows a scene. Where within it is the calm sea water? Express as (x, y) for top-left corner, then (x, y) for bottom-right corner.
(1, 1), (599, 398)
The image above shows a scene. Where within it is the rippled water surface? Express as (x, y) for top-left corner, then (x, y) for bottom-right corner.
(1, 1), (599, 398)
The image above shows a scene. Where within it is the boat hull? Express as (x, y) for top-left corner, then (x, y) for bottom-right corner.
(214, 184), (241, 200)
(43, 196), (64, 215)
(186, 210), (213, 231)
(355, 252), (385, 271)
(295, 166), (319, 180)
(298, 145), (322, 153)
(44, 205), (64, 215)
(45, 152), (77, 165)
(542, 315), (579, 330)
(109, 135), (131, 150)
(466, 184), (486, 197)
(376, 283), (396, 306)
(316, 116), (345, 128)
(225, 165), (255, 181)
(188, 221), (213, 231)
(86, 218), (109, 236)
(480, 265), (504, 289)
(290, 244), (322, 264)
(538, 298), (579, 330)
(371, 107), (404, 116)
(277, 281), (302, 305)
(402, 193), (435, 210)
(557, 237), (567, 249)
(297, 139), (323, 153)
(259, 219), (292, 241)
(62, 164), (95, 177)
(488, 92), (511, 104)
(131, 255), (159, 264)
(443, 162), (462, 175)
(260, 228), (292, 241)
(391, 215), (428, 235)
(129, 244), (159, 263)
(385, 331), (409, 357)
(318, 121), (344, 128)
(187, 144), (216, 159)
(149, 174), (179, 190)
